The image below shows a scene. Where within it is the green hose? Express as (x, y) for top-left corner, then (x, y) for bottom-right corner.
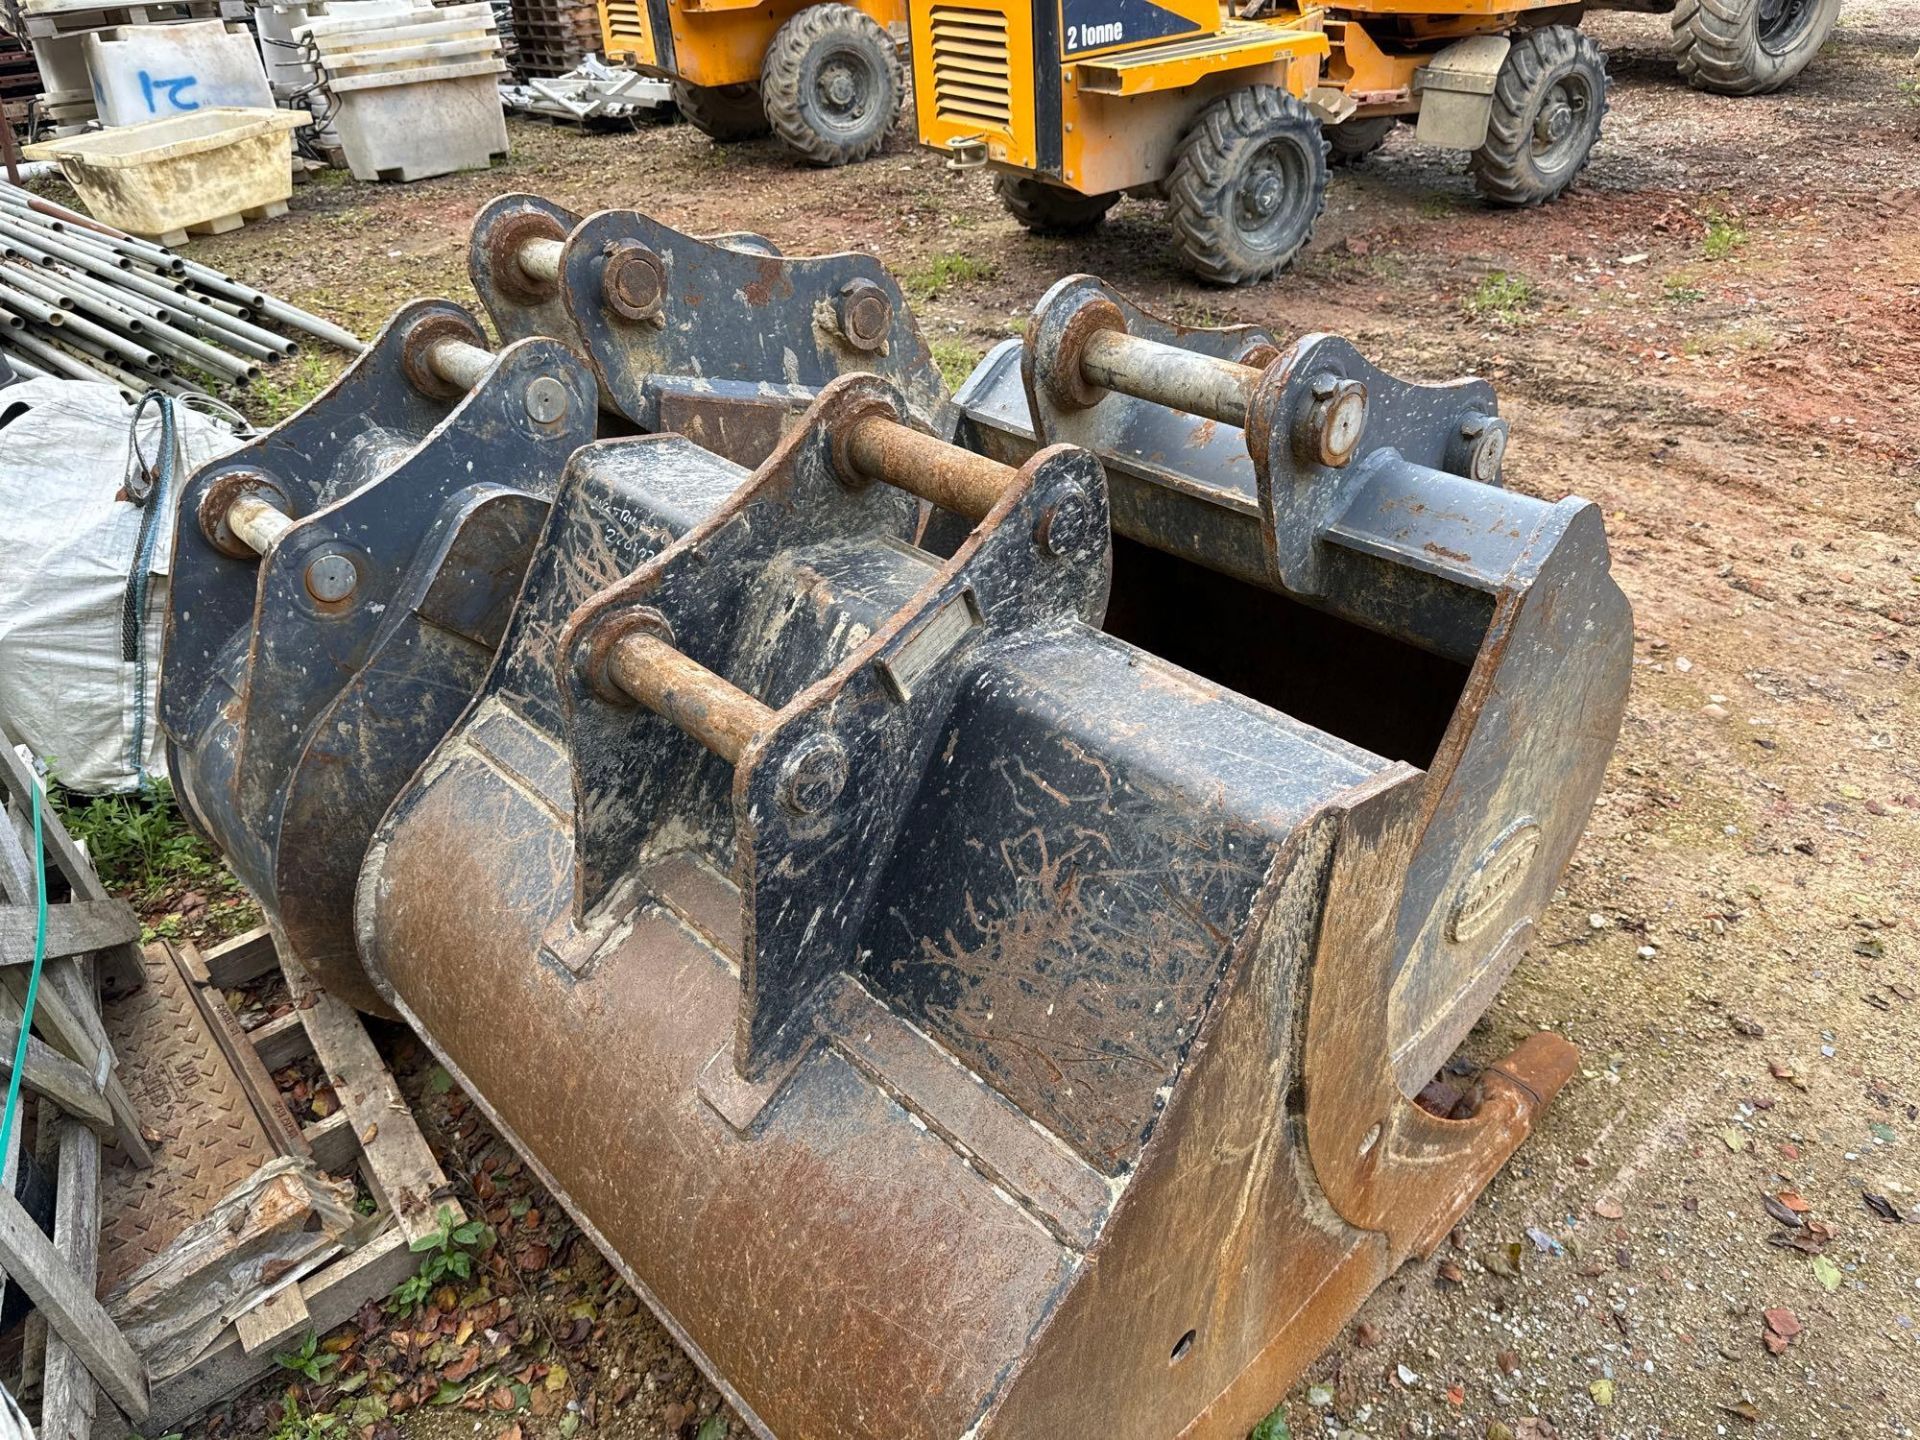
(0, 779), (48, 1170)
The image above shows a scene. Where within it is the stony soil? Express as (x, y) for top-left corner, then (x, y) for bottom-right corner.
(156, 4), (1919, 1437)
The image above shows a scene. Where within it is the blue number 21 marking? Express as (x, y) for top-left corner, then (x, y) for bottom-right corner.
(138, 71), (201, 113)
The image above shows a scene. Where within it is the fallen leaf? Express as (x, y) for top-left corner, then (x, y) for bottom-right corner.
(1594, 1199), (1624, 1220)
(1863, 1193), (1907, 1223)
(1435, 1259), (1465, 1288)
(1762, 1308), (1801, 1339)
(696, 1419), (729, 1440)
(1497, 1350), (1521, 1376)
(516, 1243), (551, 1272)
(1763, 1196), (1804, 1228)
(1354, 1321), (1382, 1347)
(1306, 1384), (1333, 1408)
(1812, 1256), (1843, 1292)
(1722, 1129), (1749, 1152)
(1590, 1378), (1615, 1406)
(361, 1122), (379, 1145)
(1721, 1399), (1762, 1423)
(441, 1350), (480, 1384)
(1484, 1241), (1525, 1277)
(1776, 1191), (1810, 1213)
(545, 1363), (570, 1394)
(500, 1426), (522, 1440)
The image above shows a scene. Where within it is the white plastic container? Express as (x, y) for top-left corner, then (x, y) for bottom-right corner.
(85, 20), (274, 126)
(24, 107), (310, 244)
(326, 59), (508, 180)
(254, 0), (426, 97)
(299, 3), (507, 181)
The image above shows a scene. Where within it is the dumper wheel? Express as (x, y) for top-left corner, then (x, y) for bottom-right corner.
(673, 81), (771, 141)
(1669, 0), (1839, 94)
(995, 175), (1118, 234)
(761, 3), (904, 166)
(1168, 86), (1329, 286)
(1470, 26), (1607, 208)
(1325, 114), (1396, 166)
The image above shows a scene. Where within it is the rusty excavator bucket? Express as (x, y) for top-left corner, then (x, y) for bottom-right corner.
(161, 204), (947, 1014)
(163, 203), (1631, 1438)
(345, 286), (1628, 1430)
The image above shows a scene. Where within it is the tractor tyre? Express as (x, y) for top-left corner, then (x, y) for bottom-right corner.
(1167, 86), (1329, 286)
(995, 175), (1118, 234)
(1470, 26), (1607, 208)
(1669, 0), (1840, 94)
(761, 3), (904, 166)
(1326, 114), (1397, 167)
(673, 81), (771, 141)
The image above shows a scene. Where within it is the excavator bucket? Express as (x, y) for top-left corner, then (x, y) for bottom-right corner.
(340, 272), (1631, 1434)
(161, 207), (948, 1014)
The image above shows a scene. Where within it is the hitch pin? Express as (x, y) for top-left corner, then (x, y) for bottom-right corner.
(1078, 329), (1261, 429)
(224, 493), (295, 555)
(516, 237), (565, 287)
(602, 418), (1022, 756)
(1073, 325), (1371, 468)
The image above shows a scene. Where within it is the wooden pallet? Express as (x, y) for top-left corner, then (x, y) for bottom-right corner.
(14, 0), (244, 39)
(95, 926), (461, 1436)
(0, 732), (154, 1440)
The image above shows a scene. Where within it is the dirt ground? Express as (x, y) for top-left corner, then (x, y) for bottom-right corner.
(156, 4), (1920, 1437)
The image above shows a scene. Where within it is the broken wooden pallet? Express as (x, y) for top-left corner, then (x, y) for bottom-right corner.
(92, 925), (461, 1437)
(0, 729), (152, 1438)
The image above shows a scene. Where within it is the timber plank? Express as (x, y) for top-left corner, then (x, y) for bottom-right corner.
(0, 1185), (149, 1422)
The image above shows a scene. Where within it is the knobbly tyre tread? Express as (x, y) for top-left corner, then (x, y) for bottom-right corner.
(761, 3), (904, 166)
(673, 81), (771, 141)
(994, 175), (1119, 234)
(1167, 85), (1329, 286)
(1469, 26), (1608, 209)
(1326, 115), (1397, 167)
(1669, 0), (1840, 94)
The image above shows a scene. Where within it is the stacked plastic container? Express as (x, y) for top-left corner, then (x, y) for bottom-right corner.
(296, 0), (508, 181)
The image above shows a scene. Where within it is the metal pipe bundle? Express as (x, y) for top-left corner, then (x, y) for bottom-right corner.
(0, 179), (363, 398)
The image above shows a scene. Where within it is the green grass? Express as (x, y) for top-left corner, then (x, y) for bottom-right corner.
(929, 338), (985, 390)
(247, 353), (342, 427)
(1663, 274), (1706, 306)
(1701, 210), (1748, 261)
(1461, 270), (1537, 325)
(52, 780), (255, 942)
(905, 251), (996, 303)
(52, 780), (220, 905)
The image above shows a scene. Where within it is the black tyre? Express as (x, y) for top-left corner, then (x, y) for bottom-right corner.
(995, 174), (1118, 234)
(1326, 114), (1396, 167)
(761, 3), (903, 166)
(673, 81), (771, 141)
(1669, 0), (1839, 94)
(1167, 86), (1329, 286)
(1470, 26), (1607, 208)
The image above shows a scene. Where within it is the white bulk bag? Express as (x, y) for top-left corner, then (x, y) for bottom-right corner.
(0, 381), (245, 792)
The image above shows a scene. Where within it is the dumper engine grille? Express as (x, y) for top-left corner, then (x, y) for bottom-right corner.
(929, 5), (1015, 131)
(601, 0), (648, 58)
